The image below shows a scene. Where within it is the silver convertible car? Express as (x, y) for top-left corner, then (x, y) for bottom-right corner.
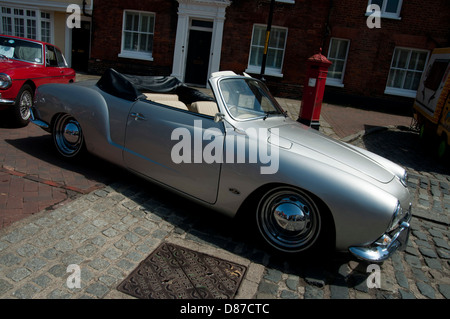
(30, 69), (412, 262)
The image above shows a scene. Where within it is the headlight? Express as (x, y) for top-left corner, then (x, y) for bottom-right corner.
(400, 171), (408, 187)
(0, 73), (12, 89)
(389, 201), (403, 231)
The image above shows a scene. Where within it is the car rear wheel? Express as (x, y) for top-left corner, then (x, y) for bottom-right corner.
(53, 114), (85, 159)
(256, 186), (323, 254)
(12, 84), (32, 126)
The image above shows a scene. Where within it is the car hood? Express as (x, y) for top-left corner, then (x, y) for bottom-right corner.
(268, 122), (395, 183)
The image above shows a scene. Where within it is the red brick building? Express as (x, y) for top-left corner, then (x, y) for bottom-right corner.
(88, 0), (450, 107)
(324, 0), (450, 108)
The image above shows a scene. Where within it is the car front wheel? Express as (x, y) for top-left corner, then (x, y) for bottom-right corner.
(256, 186), (324, 254)
(12, 84), (33, 126)
(53, 114), (85, 159)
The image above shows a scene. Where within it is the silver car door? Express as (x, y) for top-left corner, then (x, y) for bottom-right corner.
(123, 100), (224, 204)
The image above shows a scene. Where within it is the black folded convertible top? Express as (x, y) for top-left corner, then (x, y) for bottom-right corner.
(96, 68), (142, 101)
(96, 68), (214, 104)
(122, 73), (183, 93)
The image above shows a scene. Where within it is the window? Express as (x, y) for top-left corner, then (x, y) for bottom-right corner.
(0, 7), (52, 42)
(326, 38), (350, 87)
(119, 11), (155, 61)
(246, 25), (287, 77)
(219, 78), (283, 121)
(0, 35), (43, 63)
(40, 12), (52, 43)
(385, 47), (429, 98)
(46, 45), (68, 67)
(367, 0), (402, 19)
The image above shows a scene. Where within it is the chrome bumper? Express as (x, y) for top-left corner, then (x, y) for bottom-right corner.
(0, 98), (15, 105)
(349, 220), (411, 262)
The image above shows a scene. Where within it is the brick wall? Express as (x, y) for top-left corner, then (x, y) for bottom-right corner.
(88, 0), (450, 105)
(323, 0), (450, 106)
(89, 0), (178, 76)
(220, 0), (331, 98)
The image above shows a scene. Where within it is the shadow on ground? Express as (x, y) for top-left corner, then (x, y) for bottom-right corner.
(324, 93), (414, 117)
(361, 125), (449, 176)
(3, 134), (118, 188)
(104, 169), (380, 297)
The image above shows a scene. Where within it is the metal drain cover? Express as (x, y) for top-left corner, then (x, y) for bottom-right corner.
(117, 242), (247, 299)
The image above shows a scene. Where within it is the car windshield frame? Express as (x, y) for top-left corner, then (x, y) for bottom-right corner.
(0, 36), (44, 65)
(217, 77), (285, 121)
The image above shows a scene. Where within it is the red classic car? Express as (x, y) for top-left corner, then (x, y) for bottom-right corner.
(0, 34), (75, 126)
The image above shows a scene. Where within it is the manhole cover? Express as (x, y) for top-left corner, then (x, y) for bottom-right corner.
(117, 242), (247, 299)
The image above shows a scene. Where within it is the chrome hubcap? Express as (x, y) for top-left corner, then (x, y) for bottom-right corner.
(19, 90), (32, 120)
(257, 187), (320, 252)
(54, 115), (83, 157)
(63, 122), (81, 144)
(273, 200), (311, 232)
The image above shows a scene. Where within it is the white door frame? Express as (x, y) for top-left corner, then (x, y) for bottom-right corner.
(171, 0), (231, 85)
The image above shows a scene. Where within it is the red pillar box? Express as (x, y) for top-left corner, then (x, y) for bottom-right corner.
(298, 49), (332, 130)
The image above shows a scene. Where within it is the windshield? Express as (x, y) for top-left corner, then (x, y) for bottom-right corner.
(0, 36), (43, 64)
(218, 78), (284, 120)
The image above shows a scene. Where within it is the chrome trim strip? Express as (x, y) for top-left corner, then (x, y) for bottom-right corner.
(29, 106), (49, 129)
(0, 98), (15, 105)
(30, 119), (49, 129)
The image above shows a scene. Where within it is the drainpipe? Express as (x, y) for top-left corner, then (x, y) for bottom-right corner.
(322, 0), (333, 52)
(83, 0), (92, 17)
(260, 0), (275, 82)
(81, 0), (93, 73)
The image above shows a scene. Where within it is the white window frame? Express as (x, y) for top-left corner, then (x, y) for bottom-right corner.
(326, 38), (350, 88)
(0, 6), (54, 43)
(118, 10), (155, 61)
(384, 47), (429, 98)
(246, 24), (288, 78)
(366, 0), (403, 20)
(40, 11), (52, 43)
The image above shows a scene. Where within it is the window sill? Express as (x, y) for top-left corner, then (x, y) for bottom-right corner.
(118, 52), (154, 62)
(276, 0), (295, 4)
(384, 87), (417, 98)
(326, 79), (344, 88)
(245, 67), (283, 78)
(365, 12), (401, 21)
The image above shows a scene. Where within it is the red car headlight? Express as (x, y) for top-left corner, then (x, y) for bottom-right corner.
(0, 73), (12, 89)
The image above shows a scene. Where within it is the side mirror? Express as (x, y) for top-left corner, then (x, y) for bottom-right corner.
(214, 112), (246, 135)
(214, 112), (225, 123)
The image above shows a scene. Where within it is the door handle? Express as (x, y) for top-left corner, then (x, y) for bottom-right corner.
(130, 112), (146, 121)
